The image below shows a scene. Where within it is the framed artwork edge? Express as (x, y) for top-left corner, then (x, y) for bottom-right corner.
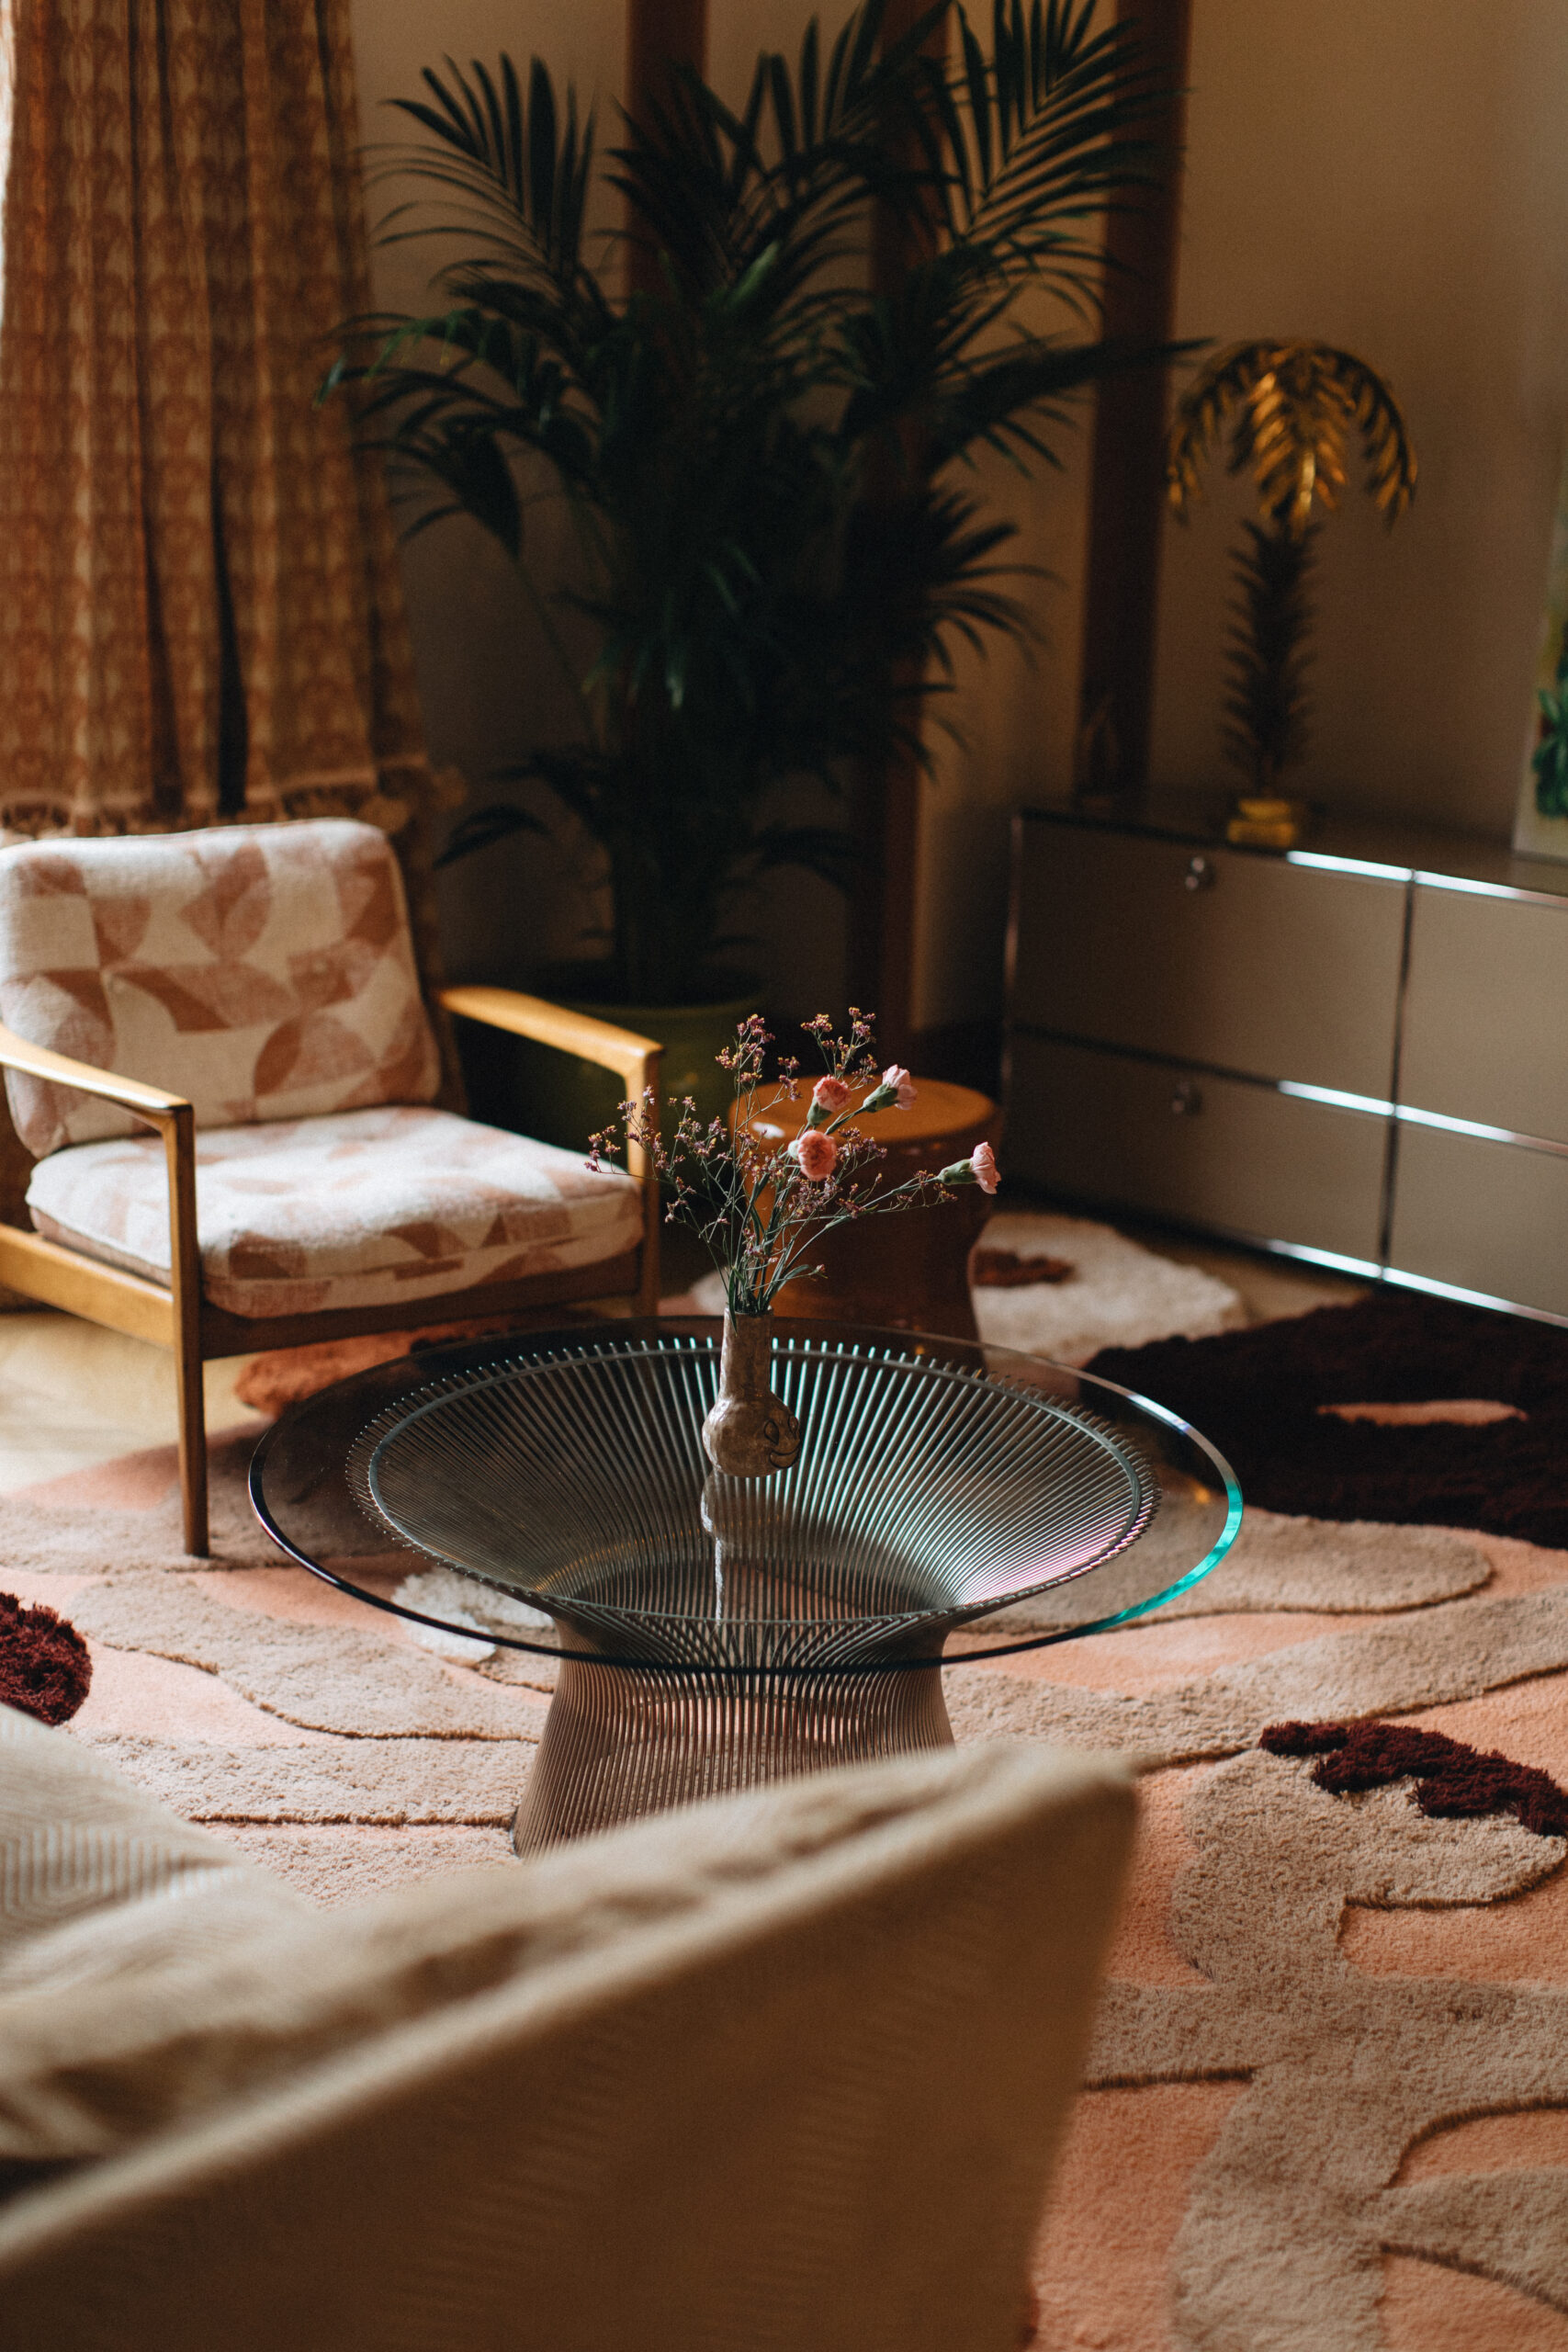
(1513, 436), (1568, 865)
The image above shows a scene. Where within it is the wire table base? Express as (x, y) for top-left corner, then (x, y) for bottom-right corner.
(512, 1657), (956, 1851)
(250, 1318), (1241, 1850)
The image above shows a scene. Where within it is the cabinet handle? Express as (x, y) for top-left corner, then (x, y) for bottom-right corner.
(1170, 1079), (1203, 1116)
(1183, 854), (1215, 892)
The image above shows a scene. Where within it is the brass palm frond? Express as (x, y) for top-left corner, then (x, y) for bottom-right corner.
(1165, 339), (1416, 538)
(1164, 337), (1416, 798)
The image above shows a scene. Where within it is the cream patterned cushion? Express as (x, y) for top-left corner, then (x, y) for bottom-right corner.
(0, 822), (440, 1158)
(25, 1105), (641, 1318)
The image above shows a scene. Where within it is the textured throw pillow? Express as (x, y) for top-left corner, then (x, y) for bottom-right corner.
(0, 821), (441, 1158)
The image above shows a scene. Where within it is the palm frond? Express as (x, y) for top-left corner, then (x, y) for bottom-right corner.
(1167, 339), (1416, 533)
(370, 53), (598, 300)
(1220, 521), (1315, 789)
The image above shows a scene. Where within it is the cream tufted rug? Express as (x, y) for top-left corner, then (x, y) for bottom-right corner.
(672, 1209), (1246, 1363)
(5, 1421), (1568, 2347)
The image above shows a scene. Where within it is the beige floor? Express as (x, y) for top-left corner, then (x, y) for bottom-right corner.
(0, 1223), (1361, 1496)
(0, 1314), (257, 1494)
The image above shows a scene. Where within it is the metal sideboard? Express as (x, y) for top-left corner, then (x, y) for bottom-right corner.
(1005, 794), (1568, 1324)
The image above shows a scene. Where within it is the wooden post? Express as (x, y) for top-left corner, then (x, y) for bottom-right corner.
(1074, 0), (1194, 807)
(847, 0), (946, 1064)
(625, 0), (708, 299)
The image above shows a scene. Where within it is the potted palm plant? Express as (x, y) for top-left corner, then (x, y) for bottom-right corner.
(329, 0), (1168, 1131)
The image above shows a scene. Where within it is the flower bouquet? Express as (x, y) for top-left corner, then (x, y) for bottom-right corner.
(591, 1012), (997, 1476)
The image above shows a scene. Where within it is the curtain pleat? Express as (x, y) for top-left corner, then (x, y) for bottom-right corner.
(0, 0), (465, 1180)
(0, 0), (434, 842)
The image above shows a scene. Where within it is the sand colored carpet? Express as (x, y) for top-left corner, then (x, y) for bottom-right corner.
(5, 1371), (1568, 2345)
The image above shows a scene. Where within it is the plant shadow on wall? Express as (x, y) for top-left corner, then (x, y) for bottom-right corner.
(325, 0), (1175, 1013)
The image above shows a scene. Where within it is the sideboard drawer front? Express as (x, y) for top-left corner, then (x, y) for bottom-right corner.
(1388, 1125), (1568, 1317)
(1011, 822), (1405, 1096)
(1400, 884), (1568, 1142)
(1008, 1035), (1389, 1261)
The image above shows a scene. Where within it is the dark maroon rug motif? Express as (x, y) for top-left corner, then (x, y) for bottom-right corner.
(0, 1591), (92, 1724)
(1260, 1719), (1568, 1839)
(1087, 1293), (1568, 1546)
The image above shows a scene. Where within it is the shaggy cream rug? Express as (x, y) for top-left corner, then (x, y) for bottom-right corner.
(6, 1418), (1568, 2348)
(673, 1210), (1245, 1363)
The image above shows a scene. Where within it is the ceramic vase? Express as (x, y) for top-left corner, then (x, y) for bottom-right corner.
(702, 1308), (801, 1476)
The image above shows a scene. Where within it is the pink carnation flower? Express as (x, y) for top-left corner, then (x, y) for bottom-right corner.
(970, 1141), (998, 1194)
(882, 1064), (916, 1110)
(792, 1128), (840, 1182)
(812, 1075), (852, 1113)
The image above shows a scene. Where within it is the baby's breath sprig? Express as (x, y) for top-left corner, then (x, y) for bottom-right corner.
(588, 1012), (998, 1315)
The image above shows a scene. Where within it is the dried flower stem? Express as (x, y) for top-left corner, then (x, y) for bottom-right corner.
(589, 1012), (996, 1315)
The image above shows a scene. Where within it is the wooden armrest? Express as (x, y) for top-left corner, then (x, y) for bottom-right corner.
(0, 1022), (190, 1123)
(437, 986), (661, 1099)
(438, 985), (662, 1311)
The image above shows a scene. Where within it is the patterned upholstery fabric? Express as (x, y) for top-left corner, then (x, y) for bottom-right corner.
(25, 1106), (640, 1318)
(0, 823), (440, 1159)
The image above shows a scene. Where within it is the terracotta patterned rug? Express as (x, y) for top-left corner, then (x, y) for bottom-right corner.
(5, 1362), (1568, 2348)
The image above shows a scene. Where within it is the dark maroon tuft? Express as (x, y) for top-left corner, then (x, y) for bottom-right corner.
(0, 1592), (93, 1725)
(1259, 1720), (1348, 1758)
(1260, 1718), (1568, 1840)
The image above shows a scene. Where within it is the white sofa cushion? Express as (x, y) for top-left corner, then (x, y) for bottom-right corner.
(26, 1103), (641, 1317)
(0, 821), (441, 1157)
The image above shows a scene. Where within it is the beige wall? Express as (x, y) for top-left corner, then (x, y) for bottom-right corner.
(347, 0), (626, 983)
(348, 2), (1568, 1028)
(1151, 0), (1568, 840)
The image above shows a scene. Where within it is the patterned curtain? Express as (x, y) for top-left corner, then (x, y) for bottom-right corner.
(0, 0), (440, 848)
(0, 0), (466, 1200)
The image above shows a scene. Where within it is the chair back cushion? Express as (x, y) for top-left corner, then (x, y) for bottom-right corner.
(0, 822), (441, 1157)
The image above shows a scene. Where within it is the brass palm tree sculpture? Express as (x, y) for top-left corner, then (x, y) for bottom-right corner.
(1166, 340), (1417, 842)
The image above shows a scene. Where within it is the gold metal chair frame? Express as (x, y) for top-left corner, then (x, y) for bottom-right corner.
(0, 984), (661, 1556)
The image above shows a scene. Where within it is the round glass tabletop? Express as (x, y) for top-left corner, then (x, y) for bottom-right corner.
(250, 1317), (1241, 1673)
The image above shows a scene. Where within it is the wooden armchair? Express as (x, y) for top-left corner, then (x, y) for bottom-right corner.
(0, 824), (660, 1555)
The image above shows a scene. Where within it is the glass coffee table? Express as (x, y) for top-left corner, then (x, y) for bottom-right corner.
(250, 1317), (1241, 1850)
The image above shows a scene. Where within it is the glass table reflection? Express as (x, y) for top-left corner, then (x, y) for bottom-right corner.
(250, 1317), (1241, 1849)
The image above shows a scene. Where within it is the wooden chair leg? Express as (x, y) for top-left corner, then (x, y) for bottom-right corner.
(175, 1337), (209, 1556)
(164, 1104), (209, 1555)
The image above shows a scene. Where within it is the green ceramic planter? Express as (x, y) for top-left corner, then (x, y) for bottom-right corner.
(462, 966), (765, 1157)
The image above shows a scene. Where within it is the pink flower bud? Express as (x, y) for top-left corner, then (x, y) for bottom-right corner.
(813, 1075), (852, 1113)
(970, 1141), (998, 1194)
(791, 1128), (840, 1182)
(883, 1064), (916, 1111)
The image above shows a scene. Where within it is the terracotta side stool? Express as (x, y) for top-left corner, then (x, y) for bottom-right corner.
(740, 1078), (998, 1340)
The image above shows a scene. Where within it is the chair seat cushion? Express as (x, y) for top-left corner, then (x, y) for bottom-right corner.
(25, 1105), (641, 1318)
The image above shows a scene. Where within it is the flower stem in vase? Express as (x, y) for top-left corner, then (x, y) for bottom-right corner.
(588, 1010), (998, 1482)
